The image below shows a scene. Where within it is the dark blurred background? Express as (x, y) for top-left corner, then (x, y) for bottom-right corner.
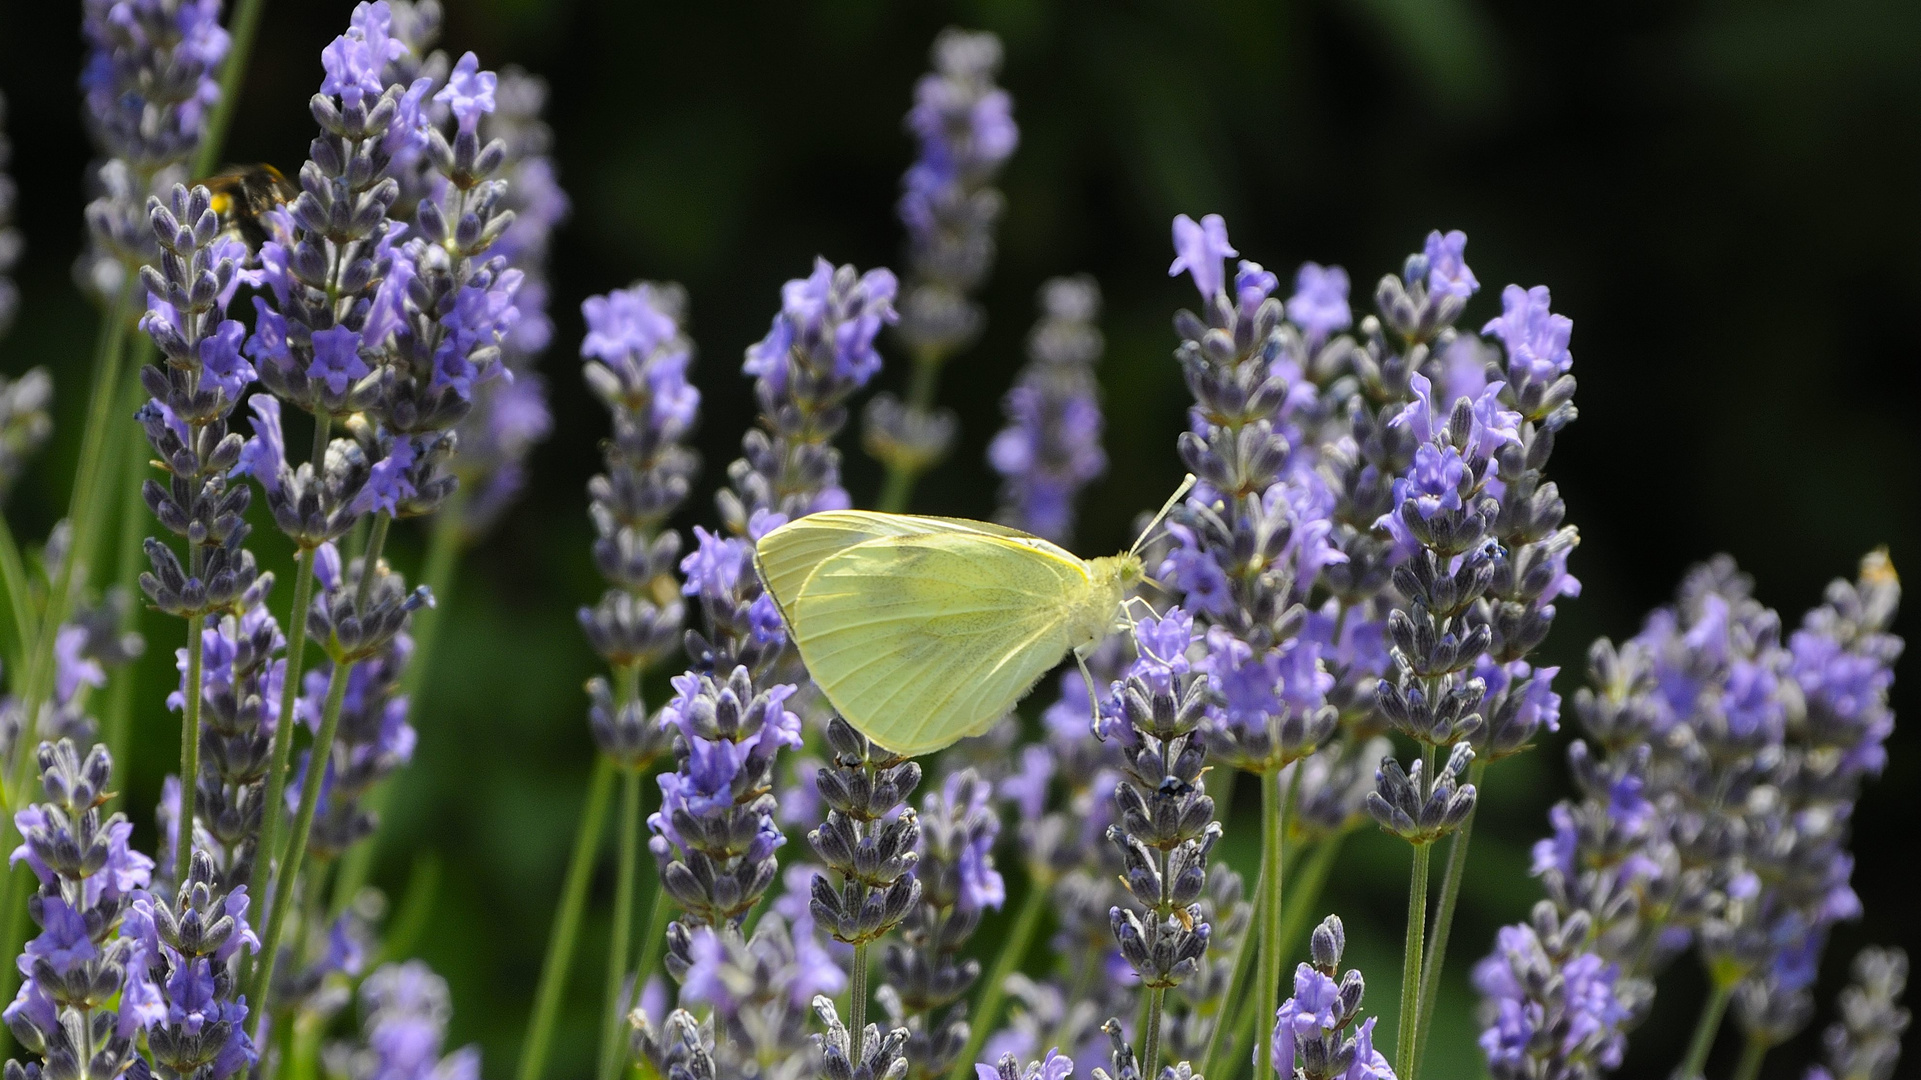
(3, 0), (1918, 1077)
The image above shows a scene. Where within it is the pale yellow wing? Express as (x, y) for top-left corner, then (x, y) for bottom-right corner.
(787, 530), (1095, 757)
(754, 510), (1071, 624)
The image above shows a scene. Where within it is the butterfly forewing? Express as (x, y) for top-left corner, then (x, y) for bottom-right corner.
(786, 530), (1096, 756)
(755, 511), (1055, 624)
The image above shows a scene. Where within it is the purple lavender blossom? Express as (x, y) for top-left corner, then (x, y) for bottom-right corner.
(77, 0), (230, 299)
(1169, 214), (1237, 300)
(650, 666), (802, 932)
(1421, 230), (1478, 300)
(725, 258), (896, 532)
(1474, 909), (1630, 1080)
(893, 27), (1017, 358)
(350, 961), (481, 1080)
(1288, 263), (1353, 346)
(990, 276), (1107, 543)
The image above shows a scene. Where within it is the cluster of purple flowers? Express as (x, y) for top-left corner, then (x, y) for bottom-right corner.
(1483, 550), (1903, 1080)
(76, 0), (229, 301)
(989, 276), (1108, 544)
(866, 28), (1020, 488)
(1266, 917), (1396, 1080)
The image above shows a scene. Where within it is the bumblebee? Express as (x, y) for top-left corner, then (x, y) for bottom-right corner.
(202, 163), (296, 249)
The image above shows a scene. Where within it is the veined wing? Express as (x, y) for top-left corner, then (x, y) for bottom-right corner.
(754, 510), (1071, 623)
(788, 530), (1094, 756)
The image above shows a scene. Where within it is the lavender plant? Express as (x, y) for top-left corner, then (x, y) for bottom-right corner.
(868, 28), (1018, 512)
(989, 277), (1107, 544)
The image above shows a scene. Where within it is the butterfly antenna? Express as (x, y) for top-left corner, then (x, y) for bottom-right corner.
(1130, 473), (1198, 558)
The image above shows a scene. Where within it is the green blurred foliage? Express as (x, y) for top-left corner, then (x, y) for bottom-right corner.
(2, 1), (1918, 1078)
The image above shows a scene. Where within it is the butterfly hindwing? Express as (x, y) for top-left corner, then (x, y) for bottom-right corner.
(785, 529), (1094, 756)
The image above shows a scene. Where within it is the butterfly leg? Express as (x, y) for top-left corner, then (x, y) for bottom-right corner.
(1075, 649), (1102, 736)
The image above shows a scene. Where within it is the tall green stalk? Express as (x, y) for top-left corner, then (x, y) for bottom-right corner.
(598, 766), (644, 1080)
(0, 515), (33, 676)
(0, 277), (139, 1019)
(1394, 745), (1437, 1080)
(1254, 769), (1286, 1079)
(850, 942), (871, 1059)
(250, 654), (352, 1010)
(174, 609), (206, 886)
(1411, 757), (1486, 1073)
(245, 413), (331, 979)
(518, 755), (617, 1080)
(329, 499), (465, 915)
(1676, 980), (1733, 1080)
(1730, 1034), (1768, 1080)
(875, 353), (942, 513)
(947, 879), (1051, 1080)
(190, 0), (270, 180)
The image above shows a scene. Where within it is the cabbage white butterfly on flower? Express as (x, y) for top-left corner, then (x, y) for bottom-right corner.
(753, 478), (1192, 757)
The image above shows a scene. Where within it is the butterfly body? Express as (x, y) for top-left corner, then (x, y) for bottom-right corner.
(754, 511), (1141, 757)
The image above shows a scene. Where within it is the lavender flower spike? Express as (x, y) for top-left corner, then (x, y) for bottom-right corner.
(730, 258), (896, 532)
(78, 0), (230, 300)
(867, 28), (1020, 494)
(1268, 917), (1398, 1080)
(989, 276), (1108, 544)
(1807, 947), (1908, 1080)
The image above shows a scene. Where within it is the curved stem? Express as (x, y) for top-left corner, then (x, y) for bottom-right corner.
(1730, 1034), (1767, 1080)
(628, 872), (672, 1014)
(175, 611), (206, 885)
(1255, 768), (1286, 1079)
(191, 0), (271, 179)
(518, 755), (617, 1080)
(875, 355), (944, 513)
(1197, 860), (1263, 1080)
(329, 499), (465, 915)
(1412, 757), (1485, 1072)
(246, 413), (331, 979)
(1274, 829), (1347, 969)
(947, 877), (1051, 1080)
(1676, 980), (1733, 1080)
(598, 767), (644, 1080)
(0, 515), (33, 676)
(850, 942), (871, 1059)
(101, 355), (157, 802)
(250, 658), (353, 1012)
(1396, 840), (1433, 1080)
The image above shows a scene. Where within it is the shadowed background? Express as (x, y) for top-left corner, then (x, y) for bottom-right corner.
(2, 0), (1918, 1077)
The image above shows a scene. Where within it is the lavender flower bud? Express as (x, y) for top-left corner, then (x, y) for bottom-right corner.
(812, 996), (911, 1080)
(807, 718), (922, 948)
(1808, 947), (1908, 1080)
(1473, 903), (1632, 1080)
(1269, 916), (1397, 1080)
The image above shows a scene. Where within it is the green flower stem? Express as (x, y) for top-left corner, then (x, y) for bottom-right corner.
(245, 412), (332, 981)
(0, 514), (33, 678)
(174, 609), (206, 885)
(875, 350), (944, 513)
(1274, 828), (1347, 968)
(100, 353), (157, 803)
(1395, 745), (1437, 1080)
(1255, 767), (1286, 1079)
(850, 942), (871, 1058)
(629, 869), (672, 1009)
(1730, 1034), (1768, 1080)
(329, 498), (466, 917)
(190, 0), (270, 180)
(1676, 979), (1733, 1080)
(5, 276), (140, 814)
(1411, 756), (1486, 1073)
(598, 762), (645, 1080)
(250, 654), (352, 1012)
(947, 875), (1051, 1080)
(518, 754), (617, 1080)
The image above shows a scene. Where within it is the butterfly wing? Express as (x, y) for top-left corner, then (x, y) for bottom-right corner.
(786, 530), (1094, 756)
(755, 510), (1068, 624)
